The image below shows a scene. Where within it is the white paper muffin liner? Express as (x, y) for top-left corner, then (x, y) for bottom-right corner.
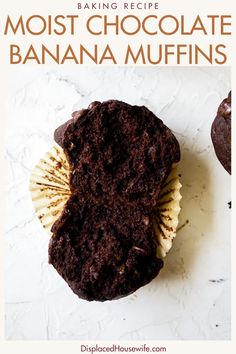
(153, 165), (182, 258)
(29, 145), (182, 258)
(29, 145), (70, 233)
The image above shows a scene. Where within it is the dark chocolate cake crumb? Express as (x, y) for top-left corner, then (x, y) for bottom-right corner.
(54, 100), (180, 208)
(49, 195), (163, 301)
(49, 100), (180, 301)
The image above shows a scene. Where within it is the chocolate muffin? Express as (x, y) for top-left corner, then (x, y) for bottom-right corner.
(211, 92), (231, 174)
(50, 100), (180, 301)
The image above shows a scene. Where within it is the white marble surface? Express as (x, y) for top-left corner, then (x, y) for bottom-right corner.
(5, 66), (231, 340)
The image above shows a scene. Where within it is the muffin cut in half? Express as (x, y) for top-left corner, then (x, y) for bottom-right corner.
(30, 100), (182, 301)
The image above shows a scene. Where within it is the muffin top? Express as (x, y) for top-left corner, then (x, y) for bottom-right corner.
(54, 100), (180, 208)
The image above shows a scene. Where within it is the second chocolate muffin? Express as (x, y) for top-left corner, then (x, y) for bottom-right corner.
(211, 92), (231, 174)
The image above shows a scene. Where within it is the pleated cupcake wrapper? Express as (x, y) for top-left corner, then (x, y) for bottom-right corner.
(153, 166), (182, 258)
(29, 145), (70, 232)
(29, 145), (182, 259)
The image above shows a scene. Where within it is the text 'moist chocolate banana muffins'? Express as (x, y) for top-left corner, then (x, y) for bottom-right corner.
(49, 100), (181, 301)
